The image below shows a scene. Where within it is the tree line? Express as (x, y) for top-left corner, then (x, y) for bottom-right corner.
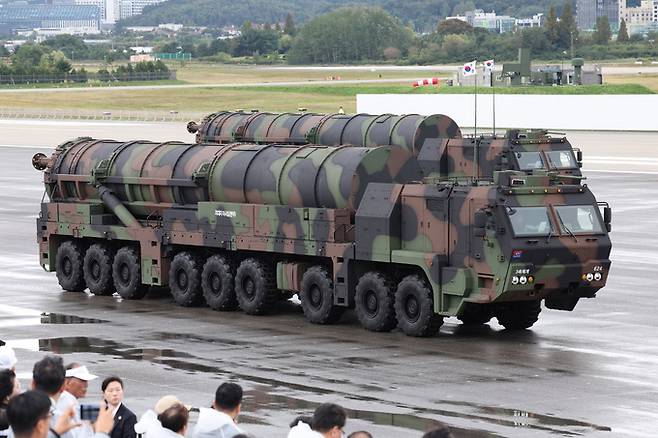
(120, 0), (550, 33)
(154, 4), (657, 65)
(0, 43), (170, 83)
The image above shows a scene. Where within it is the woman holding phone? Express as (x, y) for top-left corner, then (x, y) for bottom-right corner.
(102, 376), (137, 438)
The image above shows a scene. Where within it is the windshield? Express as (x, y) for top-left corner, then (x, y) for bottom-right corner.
(515, 152), (545, 171)
(507, 206), (555, 237)
(546, 150), (578, 169)
(554, 205), (604, 234)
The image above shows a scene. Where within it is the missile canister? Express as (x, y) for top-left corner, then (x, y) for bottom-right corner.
(42, 138), (423, 215)
(188, 111), (462, 156)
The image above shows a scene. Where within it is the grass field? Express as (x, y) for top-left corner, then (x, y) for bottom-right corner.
(0, 86), (356, 113)
(0, 82), (652, 115)
(0, 63), (654, 115)
(175, 64), (451, 84)
(604, 74), (658, 92)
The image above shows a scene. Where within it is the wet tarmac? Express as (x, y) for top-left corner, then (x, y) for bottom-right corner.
(1, 125), (658, 437)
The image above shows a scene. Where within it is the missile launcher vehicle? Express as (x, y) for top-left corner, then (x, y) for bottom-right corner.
(187, 111), (583, 180)
(33, 137), (612, 335)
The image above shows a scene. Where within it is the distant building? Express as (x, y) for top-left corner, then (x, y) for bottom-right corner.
(576, 0), (619, 31)
(119, 0), (167, 19)
(130, 46), (153, 53)
(0, 5), (100, 34)
(446, 9), (534, 33)
(619, 0), (658, 34)
(70, 0), (165, 24)
(516, 13), (544, 29)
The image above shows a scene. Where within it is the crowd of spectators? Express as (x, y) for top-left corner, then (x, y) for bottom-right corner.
(0, 346), (454, 438)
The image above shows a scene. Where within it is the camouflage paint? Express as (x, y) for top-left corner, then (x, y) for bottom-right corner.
(34, 136), (611, 327)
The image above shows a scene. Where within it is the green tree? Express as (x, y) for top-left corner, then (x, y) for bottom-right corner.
(617, 18), (629, 42)
(441, 34), (473, 59)
(593, 15), (611, 45)
(451, 0), (475, 16)
(12, 44), (45, 74)
(288, 6), (414, 64)
(545, 6), (559, 46)
(437, 18), (474, 35)
(38, 50), (72, 75)
(284, 13), (296, 36)
(234, 26), (279, 56)
(556, 1), (578, 51)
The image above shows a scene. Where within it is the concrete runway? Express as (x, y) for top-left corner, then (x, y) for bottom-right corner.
(1, 121), (657, 437)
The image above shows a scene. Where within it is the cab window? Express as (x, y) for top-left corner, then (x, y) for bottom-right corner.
(514, 152), (545, 171)
(554, 205), (604, 234)
(507, 206), (555, 237)
(546, 150), (577, 169)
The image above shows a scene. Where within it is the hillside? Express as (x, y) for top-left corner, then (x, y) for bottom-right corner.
(119, 0), (555, 32)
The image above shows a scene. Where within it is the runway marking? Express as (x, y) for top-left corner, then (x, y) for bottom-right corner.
(0, 143), (52, 149)
(585, 169), (658, 175)
(0, 119), (176, 127)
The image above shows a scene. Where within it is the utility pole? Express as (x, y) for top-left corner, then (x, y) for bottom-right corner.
(570, 31), (574, 58)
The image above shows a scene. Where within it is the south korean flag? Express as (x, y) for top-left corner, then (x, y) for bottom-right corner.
(483, 59), (495, 71)
(462, 61), (477, 76)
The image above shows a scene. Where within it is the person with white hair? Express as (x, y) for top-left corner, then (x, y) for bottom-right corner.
(56, 364), (98, 437)
(0, 347), (17, 373)
(134, 396), (190, 438)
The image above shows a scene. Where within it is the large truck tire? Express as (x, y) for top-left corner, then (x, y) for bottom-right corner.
(56, 240), (86, 292)
(201, 255), (237, 311)
(458, 303), (493, 326)
(169, 251), (204, 307)
(496, 301), (542, 330)
(112, 246), (147, 300)
(354, 271), (397, 332)
(235, 258), (277, 315)
(83, 244), (115, 296)
(394, 275), (442, 337)
(299, 266), (343, 324)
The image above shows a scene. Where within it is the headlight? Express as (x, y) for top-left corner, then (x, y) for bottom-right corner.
(586, 273), (594, 282)
(519, 276), (528, 285)
(512, 276), (519, 285)
(594, 272), (602, 281)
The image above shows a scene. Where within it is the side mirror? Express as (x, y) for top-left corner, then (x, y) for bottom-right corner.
(604, 206), (612, 232)
(576, 149), (583, 168)
(474, 211), (487, 228)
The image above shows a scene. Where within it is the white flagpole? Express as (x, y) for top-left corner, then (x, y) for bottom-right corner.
(474, 66), (478, 137)
(492, 67), (496, 136)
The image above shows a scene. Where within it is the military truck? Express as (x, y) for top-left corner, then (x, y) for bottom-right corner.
(187, 111), (583, 180)
(33, 138), (611, 336)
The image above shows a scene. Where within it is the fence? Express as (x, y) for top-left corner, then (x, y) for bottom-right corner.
(0, 107), (205, 122)
(0, 70), (177, 85)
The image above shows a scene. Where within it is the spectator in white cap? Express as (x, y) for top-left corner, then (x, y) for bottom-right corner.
(56, 363), (97, 436)
(134, 396), (189, 438)
(0, 347), (17, 373)
(65, 365), (97, 400)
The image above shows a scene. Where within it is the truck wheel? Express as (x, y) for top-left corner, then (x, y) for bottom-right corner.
(355, 272), (397, 332)
(458, 303), (493, 325)
(112, 247), (147, 300)
(235, 258), (276, 315)
(394, 275), (442, 337)
(83, 244), (115, 296)
(299, 266), (343, 324)
(201, 255), (237, 311)
(169, 252), (204, 307)
(56, 241), (86, 292)
(496, 301), (542, 330)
